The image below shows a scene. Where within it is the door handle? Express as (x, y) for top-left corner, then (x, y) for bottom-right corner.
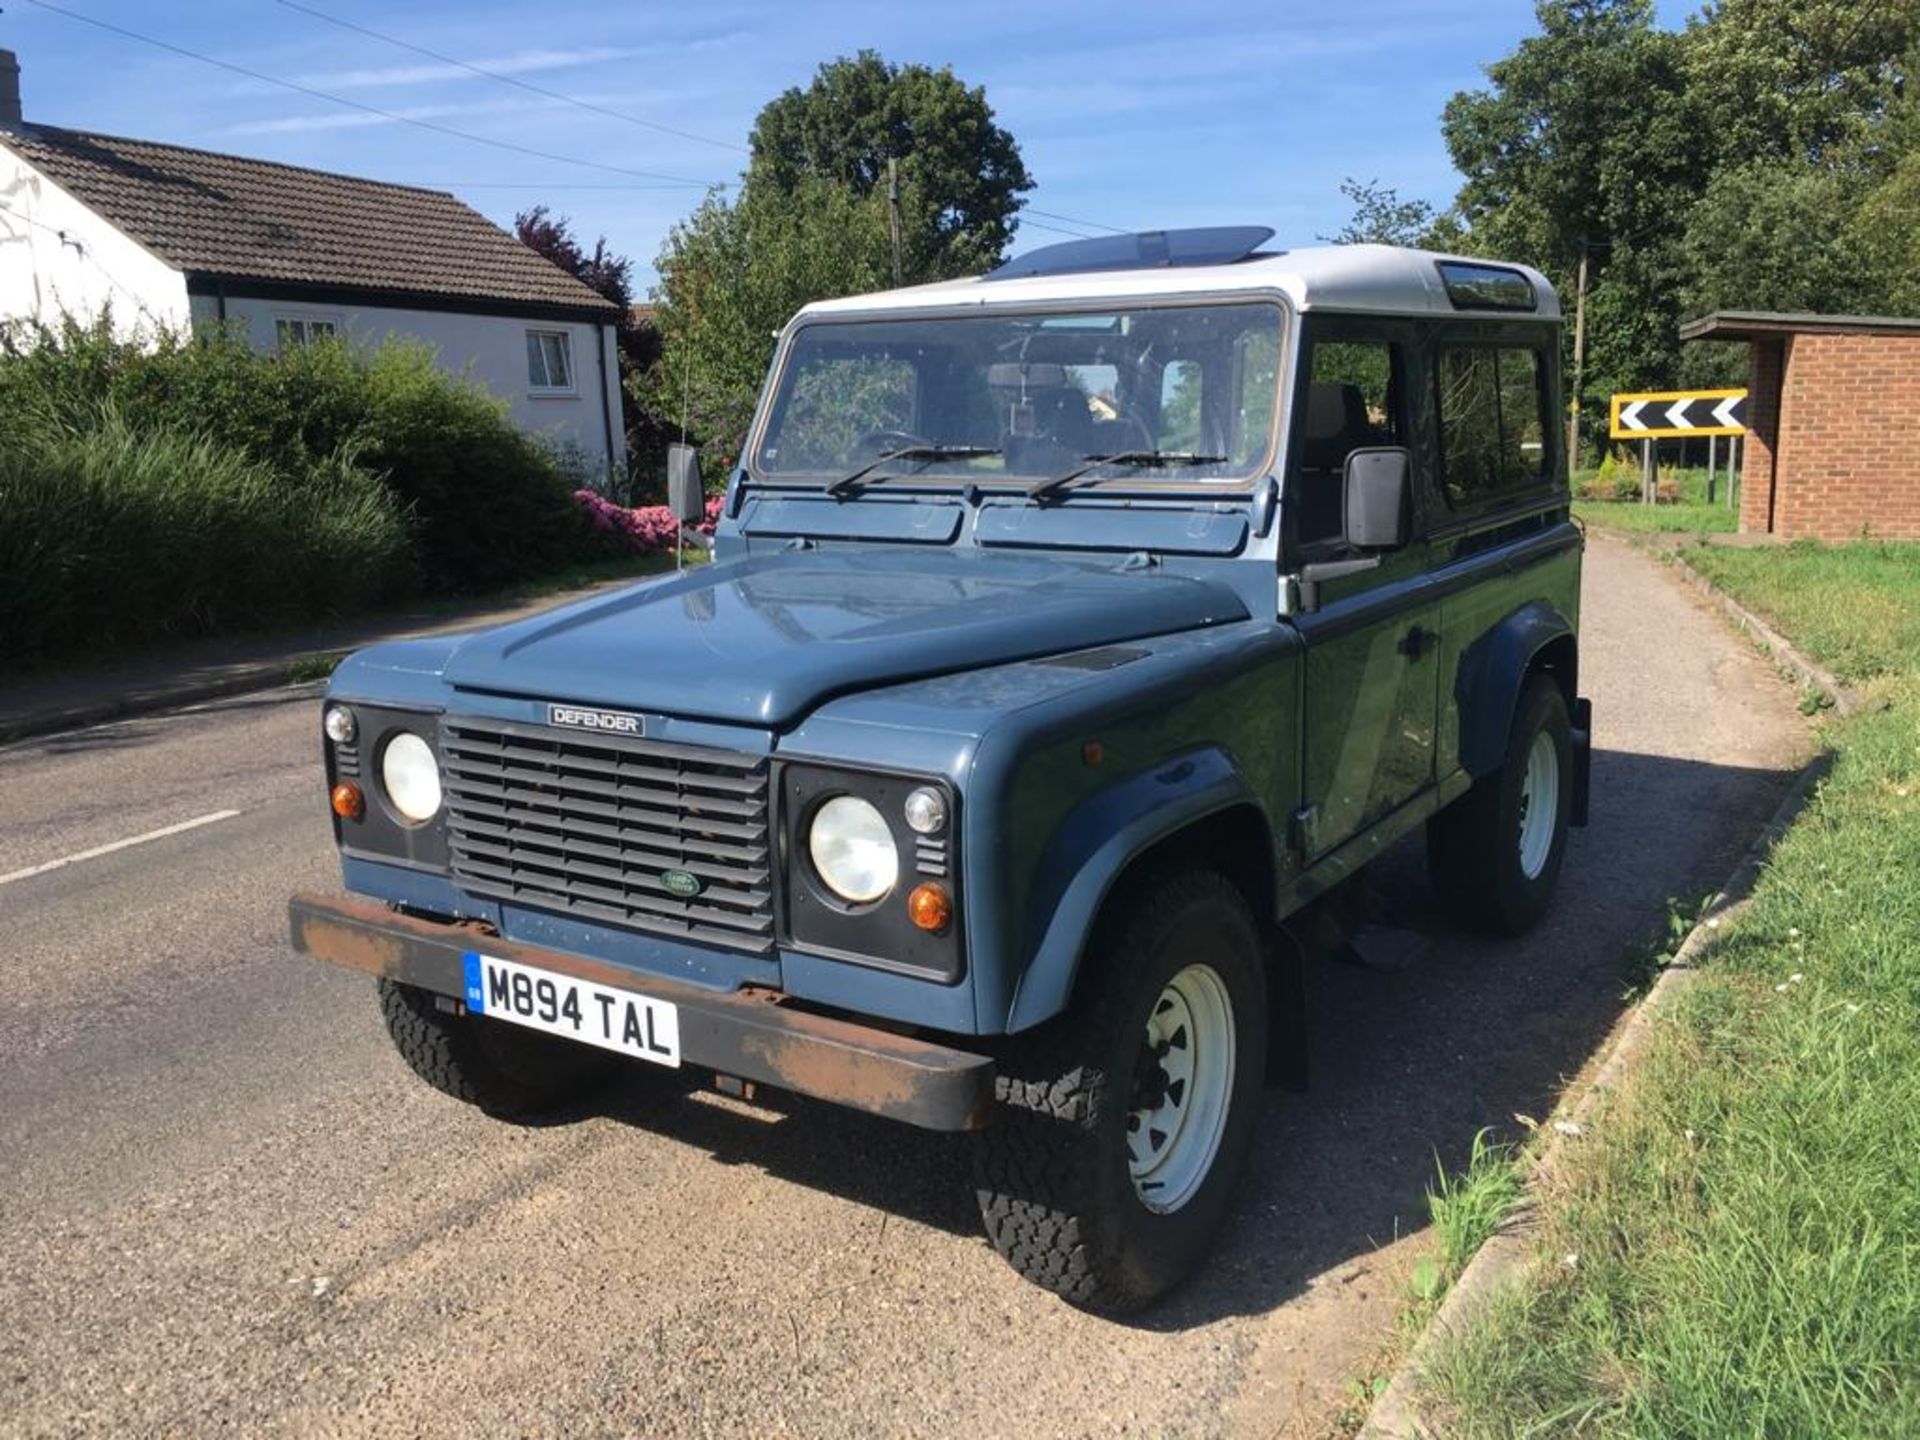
(1397, 625), (1438, 660)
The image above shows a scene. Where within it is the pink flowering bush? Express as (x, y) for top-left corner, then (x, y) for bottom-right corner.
(575, 488), (722, 554)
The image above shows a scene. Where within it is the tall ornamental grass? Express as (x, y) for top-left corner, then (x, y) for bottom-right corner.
(0, 409), (412, 664)
(0, 318), (616, 665)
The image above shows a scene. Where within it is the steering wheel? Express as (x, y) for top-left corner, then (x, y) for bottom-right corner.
(854, 429), (932, 456)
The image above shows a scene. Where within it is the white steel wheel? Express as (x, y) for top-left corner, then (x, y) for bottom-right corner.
(1127, 963), (1237, 1215)
(1516, 728), (1561, 880)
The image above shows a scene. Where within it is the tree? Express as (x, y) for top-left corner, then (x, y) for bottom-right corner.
(516, 205), (637, 316)
(1322, 178), (1457, 248)
(641, 179), (900, 483)
(644, 52), (1035, 485)
(748, 51), (1033, 278)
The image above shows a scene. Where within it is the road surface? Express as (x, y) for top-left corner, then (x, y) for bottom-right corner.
(0, 536), (1811, 1438)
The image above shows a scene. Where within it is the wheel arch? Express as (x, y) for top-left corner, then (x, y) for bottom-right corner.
(1005, 782), (1307, 1086)
(1456, 601), (1578, 779)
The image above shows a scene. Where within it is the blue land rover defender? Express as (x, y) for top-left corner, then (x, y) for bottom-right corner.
(291, 230), (1591, 1313)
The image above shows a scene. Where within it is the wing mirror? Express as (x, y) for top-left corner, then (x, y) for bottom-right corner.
(666, 442), (705, 525)
(1294, 446), (1414, 612)
(1342, 447), (1412, 551)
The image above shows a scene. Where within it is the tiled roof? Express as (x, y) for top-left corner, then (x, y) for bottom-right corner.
(1, 123), (618, 316)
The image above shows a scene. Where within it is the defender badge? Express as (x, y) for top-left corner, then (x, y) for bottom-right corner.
(547, 703), (643, 736)
(659, 869), (704, 898)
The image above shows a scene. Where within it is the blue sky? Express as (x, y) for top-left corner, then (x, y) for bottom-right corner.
(3, 0), (1700, 285)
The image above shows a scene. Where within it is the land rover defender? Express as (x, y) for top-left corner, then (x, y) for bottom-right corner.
(290, 229), (1591, 1313)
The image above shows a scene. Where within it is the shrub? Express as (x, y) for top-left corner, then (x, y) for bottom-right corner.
(0, 408), (412, 664)
(0, 319), (597, 594)
(575, 489), (722, 553)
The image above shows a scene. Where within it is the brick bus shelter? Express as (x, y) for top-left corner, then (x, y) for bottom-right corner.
(1682, 311), (1920, 540)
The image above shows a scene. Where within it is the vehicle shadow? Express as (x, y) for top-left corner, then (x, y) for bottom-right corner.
(581, 743), (1804, 1328)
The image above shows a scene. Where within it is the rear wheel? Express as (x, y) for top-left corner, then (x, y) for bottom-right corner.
(378, 979), (614, 1121)
(1428, 675), (1573, 935)
(974, 871), (1269, 1313)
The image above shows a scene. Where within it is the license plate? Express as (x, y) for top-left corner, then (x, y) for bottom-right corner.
(462, 952), (680, 1068)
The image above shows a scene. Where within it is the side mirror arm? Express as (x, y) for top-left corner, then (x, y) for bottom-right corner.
(1292, 554), (1383, 613)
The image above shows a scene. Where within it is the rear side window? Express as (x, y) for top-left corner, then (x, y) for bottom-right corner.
(1436, 346), (1546, 506)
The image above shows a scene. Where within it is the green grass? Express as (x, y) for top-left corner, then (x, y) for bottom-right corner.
(1684, 540), (1920, 687)
(1410, 1130), (1528, 1309)
(1420, 543), (1920, 1437)
(1573, 465), (1739, 535)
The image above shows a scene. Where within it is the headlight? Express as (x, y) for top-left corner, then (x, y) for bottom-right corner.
(380, 731), (442, 823)
(807, 795), (898, 903)
(323, 705), (357, 744)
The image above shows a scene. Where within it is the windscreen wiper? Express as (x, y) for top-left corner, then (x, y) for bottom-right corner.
(824, 445), (1001, 498)
(1026, 451), (1229, 502)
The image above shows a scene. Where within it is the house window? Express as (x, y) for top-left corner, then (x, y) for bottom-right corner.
(527, 330), (574, 391)
(276, 316), (339, 349)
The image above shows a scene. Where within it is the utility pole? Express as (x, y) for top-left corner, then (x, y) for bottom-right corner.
(887, 157), (904, 287)
(1565, 241), (1589, 473)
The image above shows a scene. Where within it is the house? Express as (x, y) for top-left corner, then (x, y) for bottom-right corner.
(0, 49), (625, 478)
(1683, 310), (1920, 541)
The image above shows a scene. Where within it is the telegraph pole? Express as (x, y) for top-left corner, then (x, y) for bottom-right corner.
(887, 157), (905, 287)
(1565, 241), (1589, 473)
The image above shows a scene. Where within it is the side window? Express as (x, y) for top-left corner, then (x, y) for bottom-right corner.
(1294, 338), (1403, 546)
(526, 329), (575, 391)
(1436, 345), (1547, 505)
(1157, 359), (1203, 451)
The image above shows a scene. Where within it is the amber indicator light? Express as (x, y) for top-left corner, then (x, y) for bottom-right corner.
(1082, 740), (1104, 767)
(330, 781), (365, 822)
(907, 882), (953, 933)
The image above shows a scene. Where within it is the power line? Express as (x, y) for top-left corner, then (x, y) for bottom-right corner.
(1013, 216), (1105, 240)
(19, 0), (728, 188)
(397, 181), (711, 190)
(1024, 206), (1127, 235)
(270, 0), (750, 157)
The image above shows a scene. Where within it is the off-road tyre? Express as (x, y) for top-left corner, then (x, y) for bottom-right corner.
(378, 978), (614, 1121)
(1427, 675), (1572, 936)
(973, 871), (1269, 1313)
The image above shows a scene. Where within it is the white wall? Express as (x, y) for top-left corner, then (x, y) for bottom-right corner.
(0, 142), (190, 336)
(188, 293), (626, 480)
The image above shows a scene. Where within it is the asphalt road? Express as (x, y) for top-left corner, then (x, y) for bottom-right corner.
(0, 535), (1812, 1439)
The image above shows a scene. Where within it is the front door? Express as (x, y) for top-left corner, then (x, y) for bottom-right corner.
(1287, 324), (1440, 860)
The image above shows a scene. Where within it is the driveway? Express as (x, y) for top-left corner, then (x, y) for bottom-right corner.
(0, 534), (1811, 1438)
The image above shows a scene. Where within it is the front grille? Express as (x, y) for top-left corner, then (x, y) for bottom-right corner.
(440, 717), (774, 954)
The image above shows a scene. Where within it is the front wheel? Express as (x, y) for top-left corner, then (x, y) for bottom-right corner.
(973, 871), (1269, 1313)
(378, 979), (614, 1121)
(1428, 675), (1573, 935)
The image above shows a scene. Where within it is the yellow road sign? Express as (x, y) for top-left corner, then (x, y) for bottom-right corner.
(1609, 388), (1747, 440)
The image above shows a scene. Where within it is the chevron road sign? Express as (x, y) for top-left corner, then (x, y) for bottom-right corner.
(1610, 388), (1748, 439)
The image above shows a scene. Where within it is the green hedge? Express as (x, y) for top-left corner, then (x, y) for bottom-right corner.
(0, 319), (602, 663)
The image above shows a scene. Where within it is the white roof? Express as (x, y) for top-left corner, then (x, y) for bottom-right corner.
(796, 244), (1561, 324)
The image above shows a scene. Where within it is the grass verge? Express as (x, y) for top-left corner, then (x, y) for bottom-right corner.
(1573, 465), (1738, 535)
(1419, 540), (1920, 1436)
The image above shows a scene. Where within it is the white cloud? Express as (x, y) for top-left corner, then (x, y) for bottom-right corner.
(297, 46), (642, 92)
(225, 97), (552, 136)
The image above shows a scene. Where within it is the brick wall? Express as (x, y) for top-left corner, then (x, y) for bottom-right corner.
(1741, 338), (1785, 534)
(1759, 332), (1920, 540)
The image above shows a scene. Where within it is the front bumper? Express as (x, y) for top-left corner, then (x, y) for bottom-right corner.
(288, 893), (996, 1131)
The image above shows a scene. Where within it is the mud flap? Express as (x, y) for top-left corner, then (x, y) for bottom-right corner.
(1570, 696), (1593, 827)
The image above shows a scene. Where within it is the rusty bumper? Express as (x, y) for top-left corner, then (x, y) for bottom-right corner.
(288, 893), (997, 1131)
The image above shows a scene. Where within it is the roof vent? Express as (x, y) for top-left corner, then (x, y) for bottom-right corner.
(987, 225), (1277, 282)
(0, 50), (20, 128)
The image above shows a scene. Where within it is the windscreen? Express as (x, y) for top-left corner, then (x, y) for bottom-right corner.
(752, 301), (1285, 486)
